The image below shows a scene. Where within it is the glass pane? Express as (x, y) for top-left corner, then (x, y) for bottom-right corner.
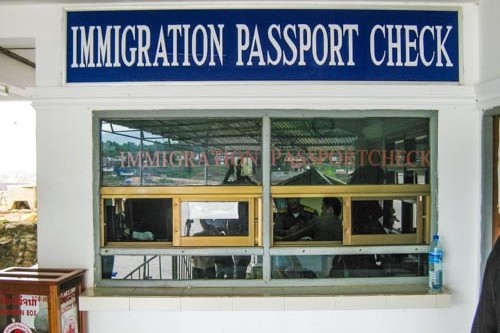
(271, 253), (427, 279)
(102, 255), (262, 280)
(351, 199), (385, 235)
(271, 118), (429, 185)
(101, 118), (262, 186)
(0, 293), (48, 332)
(273, 197), (343, 242)
(352, 198), (419, 235)
(103, 198), (172, 243)
(101, 123), (141, 186)
(181, 201), (249, 237)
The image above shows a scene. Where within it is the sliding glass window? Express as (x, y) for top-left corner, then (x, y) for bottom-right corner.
(97, 113), (433, 286)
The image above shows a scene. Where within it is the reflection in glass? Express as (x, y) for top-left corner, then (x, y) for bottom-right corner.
(101, 123), (142, 186)
(272, 253), (427, 279)
(181, 201), (249, 237)
(101, 255), (261, 280)
(101, 118), (262, 186)
(271, 118), (429, 185)
(103, 198), (172, 243)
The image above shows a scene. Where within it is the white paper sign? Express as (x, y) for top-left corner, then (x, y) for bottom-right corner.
(184, 202), (239, 219)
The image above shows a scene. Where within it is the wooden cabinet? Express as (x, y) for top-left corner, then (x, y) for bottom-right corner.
(0, 267), (86, 333)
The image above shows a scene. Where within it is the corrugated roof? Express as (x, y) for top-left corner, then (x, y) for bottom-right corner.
(103, 117), (427, 152)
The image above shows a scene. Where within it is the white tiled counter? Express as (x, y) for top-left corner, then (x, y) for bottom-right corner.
(79, 285), (451, 311)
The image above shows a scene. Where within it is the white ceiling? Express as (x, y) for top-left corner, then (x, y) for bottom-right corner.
(0, 38), (35, 65)
(0, 37), (35, 101)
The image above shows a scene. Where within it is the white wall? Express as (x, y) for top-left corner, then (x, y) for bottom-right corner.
(0, 2), (485, 333)
(477, 0), (500, 109)
(479, 0), (500, 84)
(86, 310), (468, 333)
(84, 86), (481, 333)
(35, 104), (95, 270)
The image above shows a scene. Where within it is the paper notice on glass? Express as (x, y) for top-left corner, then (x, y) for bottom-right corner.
(60, 287), (79, 333)
(185, 202), (239, 219)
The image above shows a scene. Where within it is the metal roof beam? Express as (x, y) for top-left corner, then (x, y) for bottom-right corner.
(0, 46), (35, 68)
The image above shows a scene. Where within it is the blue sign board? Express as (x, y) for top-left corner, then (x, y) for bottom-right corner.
(66, 9), (459, 83)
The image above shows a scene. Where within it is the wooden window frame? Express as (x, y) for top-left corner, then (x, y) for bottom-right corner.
(101, 184), (430, 248)
(271, 184), (431, 246)
(101, 186), (262, 248)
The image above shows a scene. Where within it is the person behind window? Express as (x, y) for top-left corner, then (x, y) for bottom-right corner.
(272, 198), (319, 278)
(349, 164), (386, 235)
(273, 198), (318, 241)
(471, 238), (500, 333)
(328, 164), (387, 277)
(231, 202), (251, 278)
(313, 197), (343, 241)
(275, 197), (343, 242)
(190, 220), (216, 279)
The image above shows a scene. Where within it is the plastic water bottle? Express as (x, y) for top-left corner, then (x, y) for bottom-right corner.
(428, 234), (443, 292)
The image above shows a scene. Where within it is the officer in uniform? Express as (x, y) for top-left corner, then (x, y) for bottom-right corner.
(272, 198), (319, 278)
(274, 198), (318, 241)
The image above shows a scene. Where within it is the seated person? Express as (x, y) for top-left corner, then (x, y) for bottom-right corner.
(313, 197), (343, 241)
(349, 164), (386, 235)
(273, 198), (318, 241)
(275, 197), (343, 241)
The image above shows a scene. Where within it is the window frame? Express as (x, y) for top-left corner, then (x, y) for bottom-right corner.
(271, 184), (431, 246)
(93, 110), (437, 287)
(100, 186), (262, 248)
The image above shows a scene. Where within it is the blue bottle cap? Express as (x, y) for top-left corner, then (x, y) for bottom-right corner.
(433, 235), (439, 241)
